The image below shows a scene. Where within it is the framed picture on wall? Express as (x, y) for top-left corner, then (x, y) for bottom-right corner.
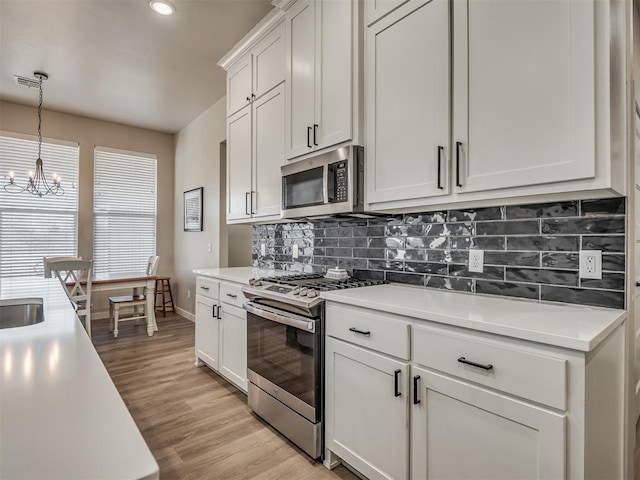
(184, 187), (203, 232)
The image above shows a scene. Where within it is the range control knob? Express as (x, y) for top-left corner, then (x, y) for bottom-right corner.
(292, 288), (300, 296)
(253, 280), (262, 287)
(299, 288), (308, 295)
(306, 289), (318, 298)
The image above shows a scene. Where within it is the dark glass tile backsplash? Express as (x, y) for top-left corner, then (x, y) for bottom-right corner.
(252, 198), (626, 309)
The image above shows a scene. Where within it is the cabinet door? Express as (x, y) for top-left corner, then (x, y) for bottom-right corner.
(452, 0), (595, 193)
(219, 303), (248, 392)
(326, 337), (409, 480)
(365, 0), (410, 26)
(315, 0), (352, 150)
(411, 366), (565, 480)
(226, 106), (252, 222)
(227, 54), (252, 117)
(365, 0), (450, 206)
(252, 22), (285, 100)
(195, 295), (220, 370)
(252, 83), (285, 219)
(285, 0), (316, 159)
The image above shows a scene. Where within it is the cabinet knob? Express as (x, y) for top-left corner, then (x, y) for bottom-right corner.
(246, 96), (251, 102)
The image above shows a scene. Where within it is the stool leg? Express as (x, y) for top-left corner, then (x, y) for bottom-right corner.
(161, 279), (167, 318)
(166, 279), (175, 313)
(154, 279), (161, 314)
(114, 305), (119, 338)
(109, 302), (114, 332)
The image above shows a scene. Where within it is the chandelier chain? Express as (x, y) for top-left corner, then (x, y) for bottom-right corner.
(37, 78), (43, 159)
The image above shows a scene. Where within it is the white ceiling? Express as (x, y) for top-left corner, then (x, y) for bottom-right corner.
(0, 0), (274, 134)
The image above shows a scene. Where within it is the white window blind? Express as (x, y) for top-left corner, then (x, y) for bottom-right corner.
(0, 132), (79, 278)
(93, 147), (157, 276)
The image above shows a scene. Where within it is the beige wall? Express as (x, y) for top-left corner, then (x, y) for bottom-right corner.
(0, 100), (175, 311)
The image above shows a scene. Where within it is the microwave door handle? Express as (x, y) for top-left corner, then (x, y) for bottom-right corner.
(323, 165), (329, 204)
(244, 302), (316, 332)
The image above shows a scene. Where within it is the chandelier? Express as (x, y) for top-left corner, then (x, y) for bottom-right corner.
(4, 71), (64, 197)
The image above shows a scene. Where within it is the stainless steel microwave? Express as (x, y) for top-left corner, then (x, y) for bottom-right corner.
(281, 145), (364, 219)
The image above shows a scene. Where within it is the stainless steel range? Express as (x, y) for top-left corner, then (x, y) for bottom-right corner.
(242, 271), (385, 459)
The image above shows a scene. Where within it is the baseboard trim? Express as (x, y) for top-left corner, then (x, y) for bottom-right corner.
(176, 306), (195, 322)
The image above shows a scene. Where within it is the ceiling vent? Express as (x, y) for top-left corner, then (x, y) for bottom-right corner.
(14, 75), (41, 89)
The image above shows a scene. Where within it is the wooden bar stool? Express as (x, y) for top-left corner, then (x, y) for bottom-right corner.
(154, 276), (175, 317)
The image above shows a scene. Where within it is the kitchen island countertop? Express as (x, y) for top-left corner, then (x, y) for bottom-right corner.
(0, 277), (158, 480)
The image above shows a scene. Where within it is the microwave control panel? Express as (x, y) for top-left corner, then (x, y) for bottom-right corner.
(333, 161), (348, 203)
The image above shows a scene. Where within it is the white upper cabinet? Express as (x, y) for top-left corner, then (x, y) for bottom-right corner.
(285, 0), (354, 160)
(453, 0), (595, 193)
(366, 0), (409, 26)
(226, 107), (253, 221)
(365, 0), (450, 205)
(252, 83), (285, 219)
(226, 22), (285, 118)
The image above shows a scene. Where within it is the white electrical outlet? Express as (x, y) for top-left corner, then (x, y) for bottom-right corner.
(207, 242), (212, 253)
(579, 250), (602, 279)
(187, 289), (191, 299)
(469, 250), (484, 273)
(292, 244), (299, 259)
(261, 243), (266, 256)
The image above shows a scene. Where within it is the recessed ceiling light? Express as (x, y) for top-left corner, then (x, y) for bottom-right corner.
(149, 0), (175, 15)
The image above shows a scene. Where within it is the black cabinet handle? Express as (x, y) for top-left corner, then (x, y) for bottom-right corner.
(251, 191), (255, 214)
(413, 375), (421, 404)
(226, 293), (238, 298)
(437, 146), (444, 190)
(251, 93), (256, 99)
(307, 126), (312, 148)
(349, 327), (371, 336)
(394, 369), (401, 397)
(217, 305), (222, 319)
(246, 96), (251, 102)
(313, 124), (318, 146)
(458, 356), (493, 371)
(245, 192), (250, 216)
(456, 141), (463, 187)
(200, 286), (210, 291)
(212, 305), (217, 318)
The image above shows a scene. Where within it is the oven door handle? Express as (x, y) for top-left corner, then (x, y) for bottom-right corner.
(243, 302), (316, 333)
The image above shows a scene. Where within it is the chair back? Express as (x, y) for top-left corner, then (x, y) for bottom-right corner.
(49, 259), (93, 306)
(43, 256), (82, 278)
(146, 255), (160, 276)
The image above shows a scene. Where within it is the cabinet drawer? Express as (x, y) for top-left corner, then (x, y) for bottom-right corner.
(220, 282), (244, 308)
(196, 277), (219, 300)
(326, 302), (410, 360)
(413, 325), (567, 410)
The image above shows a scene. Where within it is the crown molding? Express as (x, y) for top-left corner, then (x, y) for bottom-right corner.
(217, 6), (286, 70)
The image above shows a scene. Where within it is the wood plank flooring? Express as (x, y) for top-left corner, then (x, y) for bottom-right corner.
(93, 313), (359, 480)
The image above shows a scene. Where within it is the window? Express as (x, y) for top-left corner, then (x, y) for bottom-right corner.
(0, 132), (79, 278)
(93, 147), (157, 276)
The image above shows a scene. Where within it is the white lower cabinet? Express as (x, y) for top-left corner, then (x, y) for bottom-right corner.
(410, 366), (565, 480)
(325, 337), (409, 480)
(194, 276), (248, 393)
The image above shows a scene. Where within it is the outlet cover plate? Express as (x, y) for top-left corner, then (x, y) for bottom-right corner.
(261, 243), (266, 256)
(469, 250), (484, 273)
(579, 250), (602, 279)
(292, 244), (299, 259)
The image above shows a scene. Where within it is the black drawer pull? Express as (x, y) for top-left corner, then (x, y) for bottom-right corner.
(212, 305), (217, 318)
(226, 293), (238, 298)
(437, 146), (444, 190)
(307, 126), (312, 148)
(458, 356), (493, 371)
(217, 305), (222, 319)
(455, 141), (463, 187)
(313, 124), (318, 146)
(413, 375), (421, 405)
(200, 286), (210, 291)
(394, 369), (401, 397)
(349, 327), (371, 336)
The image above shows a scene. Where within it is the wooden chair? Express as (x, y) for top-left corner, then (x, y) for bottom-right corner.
(49, 259), (93, 336)
(43, 256), (81, 278)
(109, 256), (159, 338)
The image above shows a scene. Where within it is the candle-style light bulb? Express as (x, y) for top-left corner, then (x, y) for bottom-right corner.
(8, 171), (14, 183)
(28, 171), (34, 181)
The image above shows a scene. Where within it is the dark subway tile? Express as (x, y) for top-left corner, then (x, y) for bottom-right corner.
(405, 261), (448, 275)
(450, 236), (506, 250)
(541, 253), (579, 270)
(424, 275), (448, 290)
(507, 236), (579, 252)
(424, 276), (473, 293)
(505, 201), (578, 220)
(484, 251), (539, 267)
(368, 260), (404, 271)
(446, 222), (474, 236)
(385, 225), (409, 236)
(405, 212), (447, 224)
(506, 267), (578, 286)
(404, 250), (426, 262)
(315, 238), (339, 248)
(580, 273), (625, 291)
(386, 249), (406, 260)
(448, 251), (468, 264)
(406, 236), (448, 250)
(476, 220), (539, 236)
(581, 236), (625, 253)
(423, 223), (447, 236)
(541, 286), (624, 309)
(314, 229), (326, 238)
(476, 280), (539, 300)
(325, 247), (352, 258)
(339, 219), (368, 227)
(352, 269), (385, 281)
(312, 220), (339, 228)
(368, 215), (404, 225)
(312, 247), (326, 256)
(338, 237), (368, 248)
(312, 256), (338, 267)
(602, 254), (625, 272)
(580, 198), (625, 216)
(353, 248), (385, 259)
(448, 207), (503, 222)
(386, 272), (425, 286)
(354, 226), (385, 237)
(338, 258), (368, 270)
(407, 225), (425, 236)
(449, 264), (505, 281)
(541, 217), (624, 235)
(324, 227), (353, 237)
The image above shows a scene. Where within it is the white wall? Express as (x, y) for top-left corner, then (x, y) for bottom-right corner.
(173, 97), (251, 316)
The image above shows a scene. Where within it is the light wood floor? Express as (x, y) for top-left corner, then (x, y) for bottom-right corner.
(93, 313), (359, 480)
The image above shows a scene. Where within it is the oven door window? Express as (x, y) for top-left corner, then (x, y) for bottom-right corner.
(282, 167), (324, 210)
(247, 312), (320, 414)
